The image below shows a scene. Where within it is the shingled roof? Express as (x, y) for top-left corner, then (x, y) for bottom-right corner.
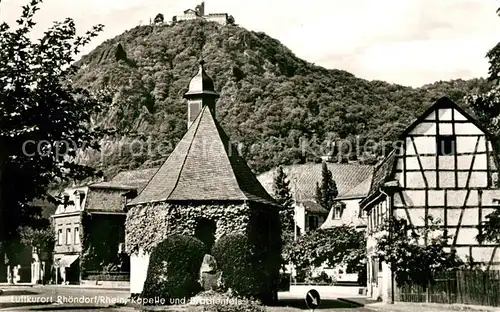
(359, 150), (397, 208)
(257, 163), (374, 201)
(128, 106), (278, 206)
(337, 174), (373, 200)
(110, 167), (159, 193)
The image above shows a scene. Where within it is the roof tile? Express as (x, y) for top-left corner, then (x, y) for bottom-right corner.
(257, 163), (374, 201)
(128, 106), (277, 206)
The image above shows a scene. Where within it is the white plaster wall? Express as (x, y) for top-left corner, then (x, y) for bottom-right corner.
(54, 187), (87, 215)
(130, 249), (150, 294)
(294, 204), (306, 234)
(205, 15), (227, 25)
(342, 198), (364, 226)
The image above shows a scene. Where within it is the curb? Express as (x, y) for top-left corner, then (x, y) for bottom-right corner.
(50, 286), (129, 291)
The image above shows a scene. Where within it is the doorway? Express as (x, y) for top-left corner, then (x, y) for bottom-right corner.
(194, 218), (217, 251)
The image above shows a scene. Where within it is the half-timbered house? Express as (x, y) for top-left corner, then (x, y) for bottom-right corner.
(361, 96), (500, 302)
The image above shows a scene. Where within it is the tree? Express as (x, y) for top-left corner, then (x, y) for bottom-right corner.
(375, 216), (463, 288)
(284, 226), (365, 280)
(154, 13), (164, 24)
(115, 43), (127, 62)
(0, 0), (106, 273)
(315, 162), (338, 211)
(468, 8), (500, 243)
(272, 166), (294, 235)
(19, 224), (55, 283)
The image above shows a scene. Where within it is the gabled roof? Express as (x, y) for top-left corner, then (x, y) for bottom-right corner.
(359, 150), (397, 208)
(360, 96), (495, 209)
(128, 106), (278, 206)
(111, 167), (159, 193)
(400, 96), (489, 138)
(336, 174), (373, 200)
(296, 200), (329, 214)
(88, 182), (137, 191)
(257, 163), (374, 202)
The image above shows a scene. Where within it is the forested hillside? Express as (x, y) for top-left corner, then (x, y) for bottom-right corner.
(72, 19), (490, 177)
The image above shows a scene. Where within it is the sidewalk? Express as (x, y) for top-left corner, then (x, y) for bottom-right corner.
(368, 302), (500, 312)
(339, 297), (500, 312)
(1, 284), (129, 291)
(0, 283), (33, 288)
(52, 284), (130, 290)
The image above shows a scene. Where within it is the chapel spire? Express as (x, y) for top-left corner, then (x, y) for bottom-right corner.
(184, 60), (219, 128)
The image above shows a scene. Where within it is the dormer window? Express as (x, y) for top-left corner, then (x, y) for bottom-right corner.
(333, 204), (344, 220)
(63, 195), (70, 207)
(437, 135), (456, 156)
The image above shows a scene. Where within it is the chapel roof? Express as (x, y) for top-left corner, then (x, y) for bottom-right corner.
(184, 60), (219, 98)
(128, 105), (278, 206)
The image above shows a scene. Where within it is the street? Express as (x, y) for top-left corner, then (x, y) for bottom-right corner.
(2, 286), (495, 312)
(0, 286), (374, 311)
(0, 285), (129, 311)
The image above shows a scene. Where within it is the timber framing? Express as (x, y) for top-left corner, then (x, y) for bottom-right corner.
(363, 96), (500, 270)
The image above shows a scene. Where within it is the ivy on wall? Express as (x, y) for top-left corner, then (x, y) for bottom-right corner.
(81, 212), (126, 272)
(125, 202), (253, 254)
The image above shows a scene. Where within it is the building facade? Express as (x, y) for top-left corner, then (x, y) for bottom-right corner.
(361, 97), (500, 302)
(258, 163), (373, 283)
(294, 201), (328, 235)
(258, 163), (373, 235)
(52, 182), (138, 284)
(173, 2), (231, 25)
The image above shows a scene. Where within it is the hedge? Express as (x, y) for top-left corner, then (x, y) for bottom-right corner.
(211, 234), (270, 301)
(141, 235), (206, 304)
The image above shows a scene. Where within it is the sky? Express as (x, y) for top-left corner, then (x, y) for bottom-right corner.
(1, 0), (500, 87)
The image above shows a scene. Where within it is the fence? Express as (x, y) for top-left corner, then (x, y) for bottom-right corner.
(81, 271), (130, 281)
(397, 270), (500, 307)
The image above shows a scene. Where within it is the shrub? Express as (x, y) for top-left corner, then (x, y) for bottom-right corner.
(141, 235), (207, 304)
(211, 234), (267, 300)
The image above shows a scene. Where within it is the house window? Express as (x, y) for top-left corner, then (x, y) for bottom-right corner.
(437, 135), (456, 156)
(74, 227), (80, 244)
(57, 229), (63, 245)
(66, 228), (72, 245)
(308, 216), (319, 231)
(333, 205), (344, 220)
(79, 194), (85, 209)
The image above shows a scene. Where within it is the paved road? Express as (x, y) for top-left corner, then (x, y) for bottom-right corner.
(0, 286), (372, 311)
(271, 298), (372, 311)
(0, 285), (129, 311)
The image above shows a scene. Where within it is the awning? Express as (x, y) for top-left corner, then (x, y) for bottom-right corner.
(57, 255), (79, 268)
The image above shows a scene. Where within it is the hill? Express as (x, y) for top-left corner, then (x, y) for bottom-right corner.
(72, 19), (490, 177)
